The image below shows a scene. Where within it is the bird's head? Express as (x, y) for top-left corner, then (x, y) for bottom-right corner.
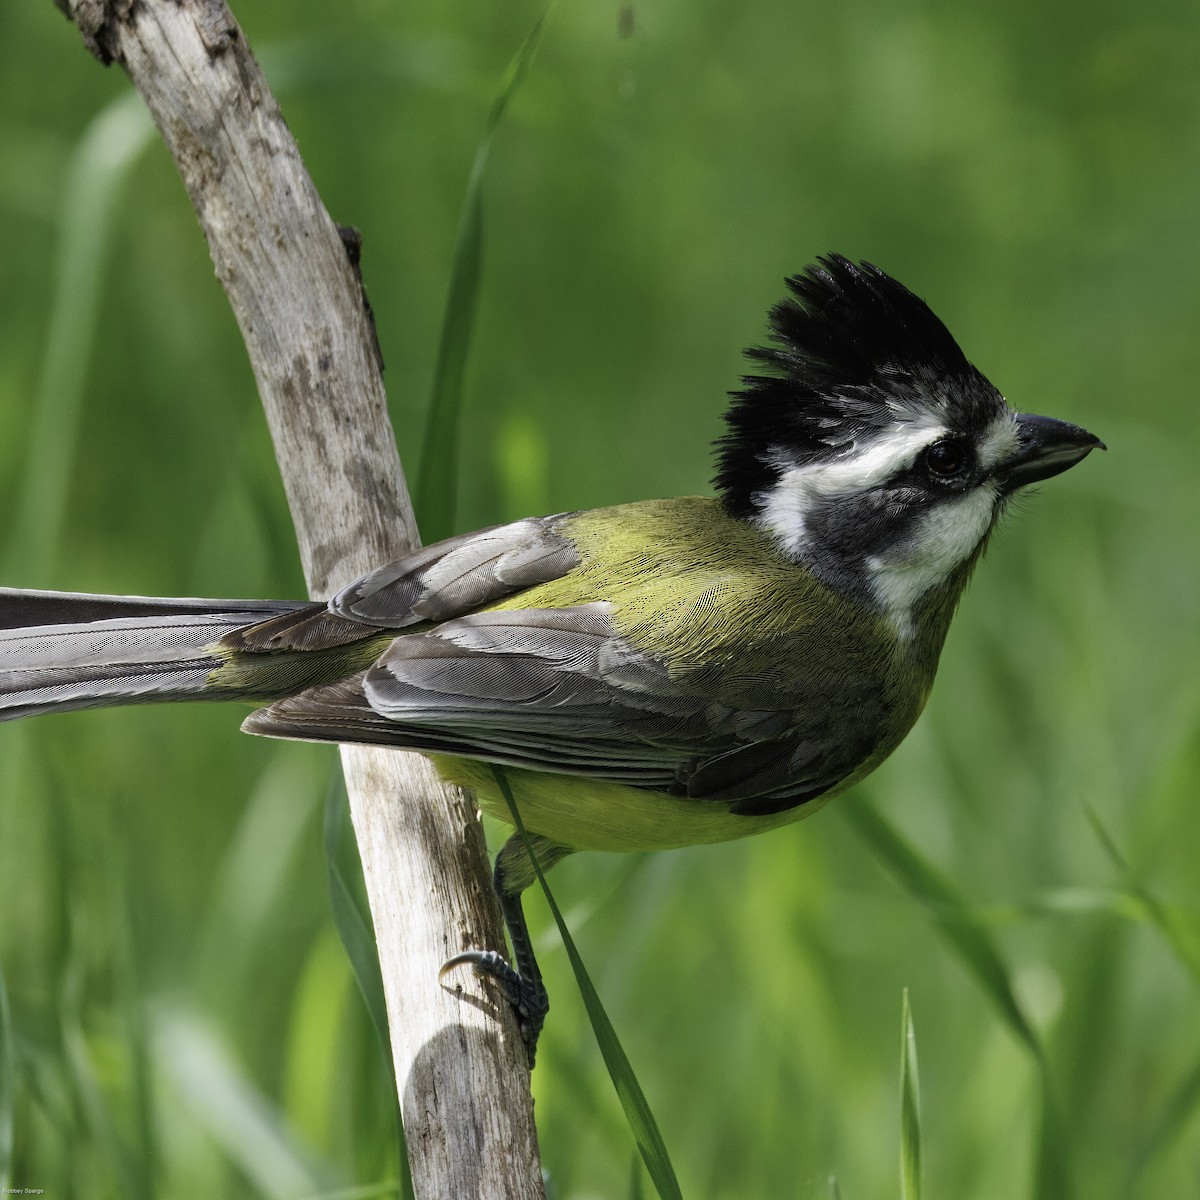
(714, 255), (1103, 635)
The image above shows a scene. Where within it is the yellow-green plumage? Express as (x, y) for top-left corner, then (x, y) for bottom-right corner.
(434, 497), (945, 854)
(491, 498), (878, 672)
(434, 756), (832, 854)
(201, 496), (968, 858)
(206, 629), (396, 700)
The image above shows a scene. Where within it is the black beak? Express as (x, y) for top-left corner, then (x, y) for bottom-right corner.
(996, 413), (1105, 494)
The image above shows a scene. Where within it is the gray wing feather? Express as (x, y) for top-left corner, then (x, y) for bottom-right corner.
(331, 516), (579, 626)
(228, 516), (581, 653)
(360, 604), (695, 787)
(247, 600), (881, 811)
(358, 604), (874, 805)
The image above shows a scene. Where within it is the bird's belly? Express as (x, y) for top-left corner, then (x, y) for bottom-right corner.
(433, 756), (833, 853)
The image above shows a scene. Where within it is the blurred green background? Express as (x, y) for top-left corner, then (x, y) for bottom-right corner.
(1, 1), (1198, 1197)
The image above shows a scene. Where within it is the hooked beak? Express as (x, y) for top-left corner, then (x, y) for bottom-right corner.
(995, 413), (1105, 494)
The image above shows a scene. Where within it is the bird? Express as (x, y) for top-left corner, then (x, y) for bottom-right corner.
(0, 255), (1103, 1063)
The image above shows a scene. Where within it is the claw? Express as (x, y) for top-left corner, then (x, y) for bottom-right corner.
(438, 832), (570, 1067)
(440, 948), (547, 1067)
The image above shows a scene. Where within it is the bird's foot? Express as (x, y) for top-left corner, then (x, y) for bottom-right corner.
(440, 949), (548, 1067)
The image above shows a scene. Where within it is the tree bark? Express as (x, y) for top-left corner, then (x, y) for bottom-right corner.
(56, 2), (545, 1196)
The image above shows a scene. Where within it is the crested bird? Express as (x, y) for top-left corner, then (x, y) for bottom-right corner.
(0, 255), (1103, 1061)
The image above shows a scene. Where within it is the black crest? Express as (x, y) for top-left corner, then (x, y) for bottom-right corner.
(714, 255), (1002, 518)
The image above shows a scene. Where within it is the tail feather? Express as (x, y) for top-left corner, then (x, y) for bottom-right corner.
(0, 588), (308, 721)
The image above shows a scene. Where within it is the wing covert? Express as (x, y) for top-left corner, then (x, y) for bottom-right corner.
(227, 515), (580, 653)
(332, 516), (580, 626)
(245, 599), (887, 814)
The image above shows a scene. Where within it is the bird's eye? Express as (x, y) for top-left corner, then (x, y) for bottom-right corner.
(924, 439), (970, 479)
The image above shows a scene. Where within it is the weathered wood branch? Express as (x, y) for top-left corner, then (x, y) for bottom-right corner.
(56, 1), (545, 1195)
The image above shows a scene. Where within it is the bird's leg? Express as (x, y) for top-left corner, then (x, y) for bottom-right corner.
(440, 856), (548, 1065)
(440, 832), (572, 1067)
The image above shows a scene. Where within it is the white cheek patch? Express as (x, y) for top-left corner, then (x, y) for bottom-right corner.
(865, 483), (999, 636)
(755, 417), (947, 554)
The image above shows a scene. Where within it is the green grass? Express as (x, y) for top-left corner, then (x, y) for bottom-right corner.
(841, 801), (1071, 1198)
(495, 767), (682, 1200)
(899, 991), (921, 1200)
(0, 957), (12, 1189)
(415, 9), (552, 543)
(2, 1), (1199, 1196)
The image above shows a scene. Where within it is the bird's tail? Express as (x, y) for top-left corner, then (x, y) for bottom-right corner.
(0, 588), (313, 722)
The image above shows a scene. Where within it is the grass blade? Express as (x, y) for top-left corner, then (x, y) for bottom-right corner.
(153, 1005), (333, 1198)
(491, 767), (683, 1200)
(323, 778), (392, 1057)
(5, 92), (154, 580)
(0, 958), (12, 1190)
(1085, 806), (1200, 1194)
(415, 10), (552, 540)
(322, 779), (414, 1194)
(1085, 803), (1200, 987)
(899, 990), (921, 1200)
(841, 801), (1072, 1199)
(628, 1150), (645, 1200)
(842, 802), (1040, 1057)
(1124, 1054), (1200, 1191)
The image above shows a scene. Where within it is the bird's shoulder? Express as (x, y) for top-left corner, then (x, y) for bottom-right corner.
(497, 497), (895, 672)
